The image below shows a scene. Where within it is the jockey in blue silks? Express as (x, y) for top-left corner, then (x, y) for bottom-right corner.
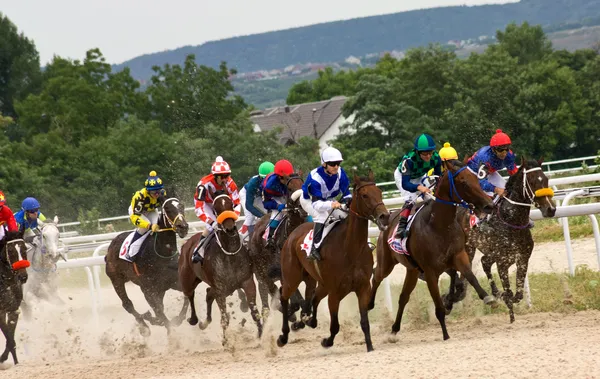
(261, 159), (295, 248)
(300, 146), (352, 261)
(239, 161), (275, 239)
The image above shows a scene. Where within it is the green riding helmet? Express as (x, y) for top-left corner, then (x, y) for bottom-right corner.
(258, 161), (275, 178)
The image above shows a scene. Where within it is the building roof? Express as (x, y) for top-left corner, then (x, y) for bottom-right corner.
(250, 96), (348, 144)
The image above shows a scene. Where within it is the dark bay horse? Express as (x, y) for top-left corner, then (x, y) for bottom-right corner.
(0, 230), (29, 366)
(105, 197), (189, 336)
(370, 159), (496, 341)
(249, 173), (306, 317)
(450, 158), (556, 322)
(179, 189), (262, 345)
(277, 171), (389, 352)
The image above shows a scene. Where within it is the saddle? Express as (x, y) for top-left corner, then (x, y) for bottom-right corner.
(193, 230), (216, 259)
(300, 211), (346, 255)
(118, 231), (152, 262)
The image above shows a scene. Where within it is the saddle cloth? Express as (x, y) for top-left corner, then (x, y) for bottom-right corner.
(119, 231), (151, 262)
(300, 219), (341, 256)
(387, 205), (426, 256)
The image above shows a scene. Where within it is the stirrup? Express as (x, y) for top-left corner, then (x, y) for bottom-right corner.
(307, 247), (321, 261)
(191, 251), (203, 264)
(394, 228), (407, 240)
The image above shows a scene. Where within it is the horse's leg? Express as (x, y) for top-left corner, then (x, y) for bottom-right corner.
(142, 288), (170, 327)
(306, 283), (327, 329)
(291, 277), (315, 331)
(277, 255), (303, 348)
(215, 295), (230, 346)
(171, 296), (189, 327)
(6, 311), (19, 365)
(357, 283), (374, 352)
(481, 254), (500, 298)
(0, 311), (13, 364)
(391, 269), (419, 334)
(183, 277), (201, 326)
(109, 274), (151, 336)
(497, 261), (515, 323)
(513, 249), (532, 304)
(236, 288), (249, 313)
(198, 287), (215, 330)
(423, 272), (450, 341)
(453, 250), (496, 306)
(442, 269), (458, 313)
(321, 294), (341, 348)
(241, 277), (263, 338)
(369, 247), (396, 310)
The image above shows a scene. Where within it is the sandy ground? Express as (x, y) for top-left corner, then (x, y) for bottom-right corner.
(1, 238), (599, 378)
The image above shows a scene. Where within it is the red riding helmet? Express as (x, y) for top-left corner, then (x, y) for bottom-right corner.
(274, 160), (294, 177)
(490, 129), (511, 147)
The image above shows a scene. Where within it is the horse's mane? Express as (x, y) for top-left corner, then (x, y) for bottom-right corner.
(505, 159), (540, 192)
(448, 159), (466, 168)
(213, 189), (228, 197)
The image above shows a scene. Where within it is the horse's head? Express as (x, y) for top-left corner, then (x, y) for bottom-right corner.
(1, 230), (30, 283)
(506, 157), (556, 218)
(161, 197), (189, 238)
(36, 218), (62, 262)
(441, 159), (495, 214)
(211, 189), (238, 233)
(285, 172), (308, 227)
(352, 170), (390, 231)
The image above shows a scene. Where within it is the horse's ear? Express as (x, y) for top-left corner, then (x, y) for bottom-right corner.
(368, 169), (374, 182)
(443, 160), (454, 172)
(353, 171), (361, 185)
(37, 219), (45, 227)
(537, 156), (544, 166)
(53, 215), (59, 224)
(297, 169), (303, 178)
(520, 155), (526, 168)
(462, 154), (470, 165)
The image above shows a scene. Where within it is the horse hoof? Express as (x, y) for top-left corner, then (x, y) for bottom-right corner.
(306, 318), (318, 329)
(288, 313), (297, 323)
(198, 321), (210, 330)
(291, 321), (305, 331)
(483, 295), (498, 308)
(444, 307), (453, 316)
(139, 325), (151, 337)
(277, 335), (287, 347)
(239, 302), (249, 313)
(188, 317), (198, 326)
(321, 338), (333, 348)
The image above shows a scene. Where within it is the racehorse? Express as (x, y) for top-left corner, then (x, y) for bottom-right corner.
(23, 217), (65, 303)
(370, 159), (496, 341)
(179, 189), (262, 345)
(448, 158), (556, 322)
(105, 197), (189, 336)
(0, 230), (29, 366)
(249, 172), (306, 317)
(277, 171), (389, 352)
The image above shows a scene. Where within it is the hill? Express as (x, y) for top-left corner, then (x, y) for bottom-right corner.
(114, 0), (600, 81)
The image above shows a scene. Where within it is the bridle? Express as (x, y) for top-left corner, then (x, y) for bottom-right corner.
(157, 197), (185, 232)
(212, 193), (243, 255)
(434, 166), (474, 212)
(347, 182), (386, 224)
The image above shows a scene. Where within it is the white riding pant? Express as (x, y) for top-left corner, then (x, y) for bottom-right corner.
(239, 187), (267, 226)
(395, 168), (428, 204)
(0, 225), (5, 240)
(128, 206), (159, 234)
(300, 196), (347, 223)
(485, 171), (506, 196)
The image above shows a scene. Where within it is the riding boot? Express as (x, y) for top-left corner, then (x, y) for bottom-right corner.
(128, 231), (145, 262)
(265, 219), (280, 250)
(191, 234), (208, 265)
(394, 202), (414, 239)
(308, 222), (325, 261)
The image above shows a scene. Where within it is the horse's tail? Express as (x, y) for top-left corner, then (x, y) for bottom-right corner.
(268, 264), (282, 280)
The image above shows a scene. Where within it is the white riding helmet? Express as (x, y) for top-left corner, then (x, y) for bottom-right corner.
(320, 146), (344, 164)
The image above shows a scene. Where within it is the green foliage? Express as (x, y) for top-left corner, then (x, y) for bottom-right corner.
(77, 207), (101, 235)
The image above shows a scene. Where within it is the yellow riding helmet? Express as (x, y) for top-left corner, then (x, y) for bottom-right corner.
(439, 142), (458, 161)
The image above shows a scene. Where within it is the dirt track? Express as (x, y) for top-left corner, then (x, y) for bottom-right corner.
(1, 238), (600, 378)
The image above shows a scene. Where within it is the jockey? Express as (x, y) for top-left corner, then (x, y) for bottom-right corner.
(239, 161), (274, 239)
(261, 159), (294, 249)
(192, 156), (241, 264)
(300, 147), (351, 261)
(14, 197), (47, 242)
(467, 129), (518, 197)
(128, 171), (166, 253)
(427, 142), (459, 176)
(0, 191), (18, 240)
(394, 134), (442, 239)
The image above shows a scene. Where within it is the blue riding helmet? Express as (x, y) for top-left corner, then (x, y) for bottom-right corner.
(145, 170), (164, 191)
(22, 197), (40, 211)
(414, 134), (436, 152)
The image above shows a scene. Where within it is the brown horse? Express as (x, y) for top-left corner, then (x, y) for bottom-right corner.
(276, 171), (389, 352)
(249, 173), (306, 317)
(370, 159), (496, 341)
(179, 189), (262, 345)
(0, 230), (29, 366)
(448, 158), (556, 322)
(105, 197), (189, 336)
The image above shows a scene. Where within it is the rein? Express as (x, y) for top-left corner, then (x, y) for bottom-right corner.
(434, 166), (473, 211)
(348, 182), (385, 224)
(151, 197), (185, 259)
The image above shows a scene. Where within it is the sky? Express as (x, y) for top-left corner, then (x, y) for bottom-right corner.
(2, 0), (517, 65)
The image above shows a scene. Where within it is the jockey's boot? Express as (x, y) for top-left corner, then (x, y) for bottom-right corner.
(308, 222), (325, 261)
(265, 219), (280, 250)
(128, 231), (145, 262)
(394, 202), (414, 240)
(192, 231), (209, 265)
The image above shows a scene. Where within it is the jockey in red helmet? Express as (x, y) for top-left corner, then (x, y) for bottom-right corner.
(0, 191), (18, 240)
(260, 159), (295, 249)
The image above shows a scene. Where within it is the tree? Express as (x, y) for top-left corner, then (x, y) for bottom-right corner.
(493, 22), (553, 65)
(144, 55), (246, 134)
(286, 67), (360, 105)
(0, 13), (41, 118)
